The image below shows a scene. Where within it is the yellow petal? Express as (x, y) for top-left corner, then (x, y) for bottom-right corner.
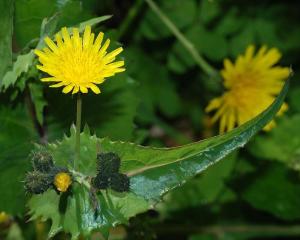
(50, 82), (65, 88)
(98, 39), (110, 56)
(41, 77), (58, 82)
(62, 85), (74, 93)
(44, 37), (58, 53)
(61, 27), (71, 45)
(80, 86), (88, 93)
(89, 84), (101, 94)
(55, 33), (63, 47)
(83, 25), (91, 49)
(72, 86), (79, 94)
(93, 32), (104, 51)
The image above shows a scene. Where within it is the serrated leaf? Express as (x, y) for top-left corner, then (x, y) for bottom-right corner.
(0, 0), (13, 82)
(28, 81), (288, 238)
(1, 51), (35, 91)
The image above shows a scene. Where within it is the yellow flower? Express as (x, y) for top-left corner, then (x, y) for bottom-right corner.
(206, 45), (290, 134)
(54, 172), (72, 192)
(34, 25), (125, 94)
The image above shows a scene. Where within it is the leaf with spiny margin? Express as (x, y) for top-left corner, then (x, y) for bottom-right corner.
(28, 81), (288, 238)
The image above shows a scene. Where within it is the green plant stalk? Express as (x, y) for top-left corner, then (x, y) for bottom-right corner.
(145, 0), (217, 77)
(75, 94), (82, 170)
(118, 0), (144, 39)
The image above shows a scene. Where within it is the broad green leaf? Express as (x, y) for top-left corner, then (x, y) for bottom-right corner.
(0, 0), (13, 82)
(15, 0), (56, 47)
(140, 0), (197, 40)
(229, 25), (255, 57)
(249, 115), (300, 171)
(28, 81), (288, 238)
(243, 163), (300, 220)
(14, 0), (101, 48)
(0, 106), (38, 214)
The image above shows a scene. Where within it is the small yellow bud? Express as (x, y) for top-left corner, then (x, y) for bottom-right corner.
(54, 172), (72, 192)
(0, 212), (9, 223)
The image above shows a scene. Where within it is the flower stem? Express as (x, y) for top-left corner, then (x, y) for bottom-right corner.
(75, 93), (82, 170)
(117, 0), (144, 39)
(145, 0), (217, 77)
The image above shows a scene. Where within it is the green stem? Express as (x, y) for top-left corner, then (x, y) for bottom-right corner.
(144, 0), (217, 77)
(75, 93), (82, 170)
(118, 0), (144, 39)
(154, 224), (300, 237)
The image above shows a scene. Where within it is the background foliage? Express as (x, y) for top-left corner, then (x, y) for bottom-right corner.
(0, 0), (300, 239)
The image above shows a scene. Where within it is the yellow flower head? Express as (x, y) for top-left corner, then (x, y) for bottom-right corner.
(34, 26), (125, 94)
(54, 172), (72, 192)
(206, 45), (290, 134)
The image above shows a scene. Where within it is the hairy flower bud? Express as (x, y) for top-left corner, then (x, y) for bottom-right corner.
(31, 150), (54, 173)
(25, 171), (51, 194)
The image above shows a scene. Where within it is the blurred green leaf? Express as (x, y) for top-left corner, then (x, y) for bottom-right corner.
(6, 223), (25, 240)
(215, 8), (244, 36)
(28, 83), (47, 125)
(229, 25), (255, 57)
(57, 0), (94, 29)
(199, 0), (220, 24)
(15, 0), (56, 47)
(0, 106), (38, 214)
(125, 47), (182, 119)
(254, 19), (281, 47)
(249, 115), (300, 171)
(140, 0), (197, 40)
(288, 86), (300, 113)
(243, 163), (300, 220)
(0, 0), (13, 82)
